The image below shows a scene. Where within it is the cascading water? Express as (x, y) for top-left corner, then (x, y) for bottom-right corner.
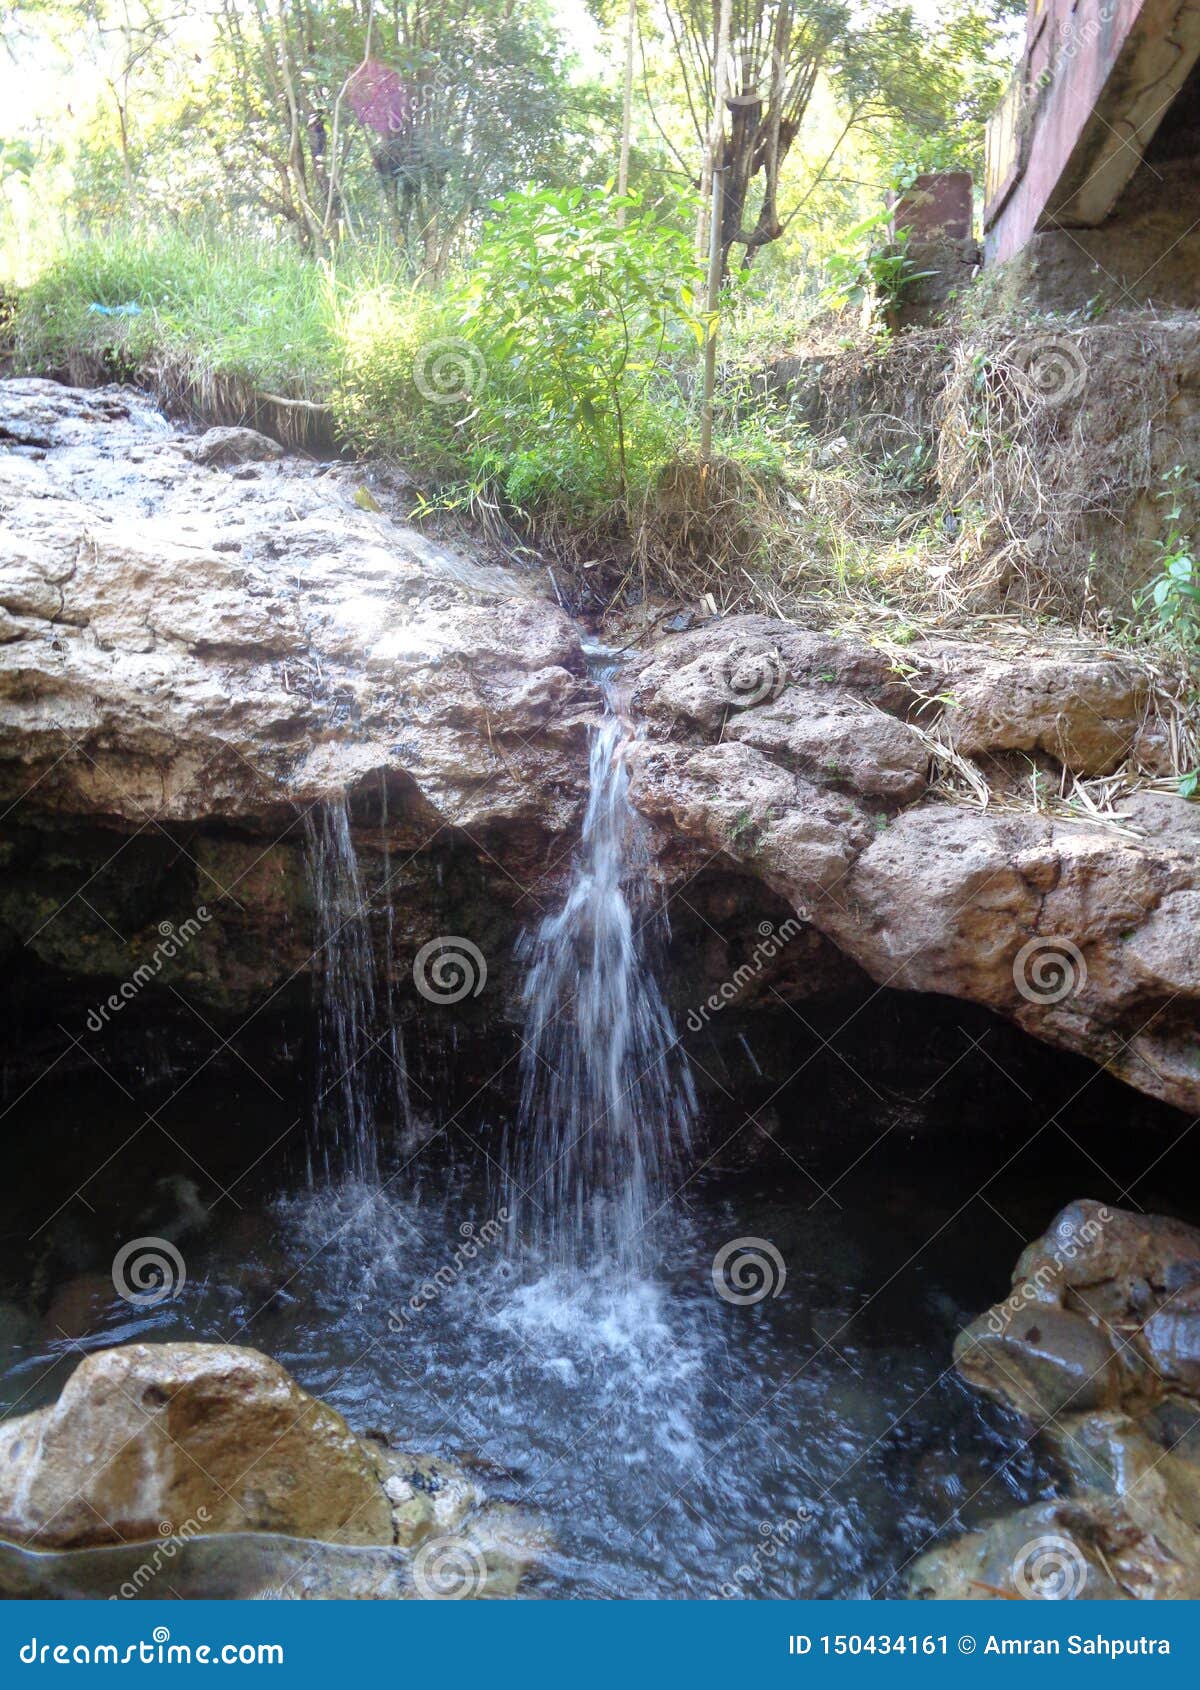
(376, 772), (414, 1149)
(305, 794), (414, 1183)
(508, 653), (696, 1272)
(0, 698), (1076, 1601)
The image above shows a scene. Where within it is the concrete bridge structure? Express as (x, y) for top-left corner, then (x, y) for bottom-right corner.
(984, 0), (1200, 305)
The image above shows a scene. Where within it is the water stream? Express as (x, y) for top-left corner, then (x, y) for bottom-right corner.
(303, 795), (412, 1185)
(508, 666), (696, 1271)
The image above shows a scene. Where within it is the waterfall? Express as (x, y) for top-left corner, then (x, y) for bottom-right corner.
(510, 672), (696, 1272)
(303, 798), (388, 1184)
(377, 772), (414, 1147)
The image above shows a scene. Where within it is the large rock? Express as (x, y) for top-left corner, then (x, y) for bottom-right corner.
(955, 1201), (1200, 1423)
(3, 382), (1199, 1115)
(629, 617), (1200, 1113)
(0, 1342), (396, 1548)
(0, 378), (600, 1032)
(0, 1342), (547, 1600)
(0, 379), (593, 832)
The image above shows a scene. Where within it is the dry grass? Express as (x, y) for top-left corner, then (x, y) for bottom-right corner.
(671, 308), (1200, 631)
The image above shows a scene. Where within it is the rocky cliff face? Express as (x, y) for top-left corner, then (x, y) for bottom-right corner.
(2, 378), (1197, 1117)
(627, 619), (1200, 1115)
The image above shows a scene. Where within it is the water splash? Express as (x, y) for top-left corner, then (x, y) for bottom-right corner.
(509, 690), (696, 1272)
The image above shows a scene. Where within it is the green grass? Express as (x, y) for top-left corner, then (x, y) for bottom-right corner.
(7, 216), (792, 589)
(11, 227), (370, 446)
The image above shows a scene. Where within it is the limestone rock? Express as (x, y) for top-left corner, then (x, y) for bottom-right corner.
(0, 378), (594, 832)
(936, 648), (1153, 776)
(723, 690), (929, 803)
(630, 617), (1200, 1114)
(190, 426), (285, 467)
(0, 1341), (394, 1548)
(4, 382), (1200, 1118)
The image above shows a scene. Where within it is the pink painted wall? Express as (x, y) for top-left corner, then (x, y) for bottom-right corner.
(985, 0), (1146, 262)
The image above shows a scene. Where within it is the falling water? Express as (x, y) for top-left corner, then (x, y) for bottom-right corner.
(303, 798), (384, 1184)
(377, 772), (414, 1148)
(510, 661), (696, 1271)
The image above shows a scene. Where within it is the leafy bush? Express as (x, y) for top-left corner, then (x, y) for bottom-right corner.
(337, 185), (705, 515)
(822, 211), (936, 327)
(1135, 467), (1200, 652)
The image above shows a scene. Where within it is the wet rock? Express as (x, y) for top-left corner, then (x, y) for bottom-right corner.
(1143, 1288), (1200, 1393)
(368, 1446), (482, 1548)
(956, 1201), (1200, 1422)
(925, 1204), (1200, 1600)
(1013, 1201), (1200, 1320)
(0, 1341), (395, 1548)
(907, 1497), (1147, 1600)
(189, 426), (284, 467)
(0, 1339), (545, 1599)
(954, 1303), (1125, 1420)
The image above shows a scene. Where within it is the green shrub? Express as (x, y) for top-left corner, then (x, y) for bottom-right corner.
(1135, 466), (1200, 652)
(336, 185), (705, 516)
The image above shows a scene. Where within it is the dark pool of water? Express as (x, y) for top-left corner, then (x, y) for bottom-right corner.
(4, 1028), (1199, 1602)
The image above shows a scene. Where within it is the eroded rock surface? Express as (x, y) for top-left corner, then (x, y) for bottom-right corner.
(628, 618), (1200, 1113)
(1, 380), (1198, 1113)
(0, 1341), (394, 1547)
(0, 378), (593, 831)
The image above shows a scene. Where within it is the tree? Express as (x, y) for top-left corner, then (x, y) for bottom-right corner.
(212, 0), (604, 270)
(658, 0), (1021, 274)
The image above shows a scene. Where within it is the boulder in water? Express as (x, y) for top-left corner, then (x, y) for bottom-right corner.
(915, 1203), (1200, 1599)
(0, 1341), (395, 1549)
